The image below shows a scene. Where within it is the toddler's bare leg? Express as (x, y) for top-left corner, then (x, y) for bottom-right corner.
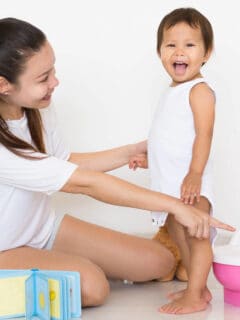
(159, 197), (213, 314)
(166, 214), (190, 272)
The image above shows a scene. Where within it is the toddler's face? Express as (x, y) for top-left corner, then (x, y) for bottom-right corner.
(159, 22), (211, 86)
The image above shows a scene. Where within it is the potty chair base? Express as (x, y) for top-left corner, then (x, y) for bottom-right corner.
(224, 288), (240, 307)
(213, 231), (240, 308)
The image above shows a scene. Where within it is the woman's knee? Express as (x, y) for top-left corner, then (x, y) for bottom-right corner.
(130, 243), (175, 282)
(146, 245), (175, 279)
(81, 265), (110, 307)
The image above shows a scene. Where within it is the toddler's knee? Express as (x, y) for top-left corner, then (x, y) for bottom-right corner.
(81, 267), (110, 307)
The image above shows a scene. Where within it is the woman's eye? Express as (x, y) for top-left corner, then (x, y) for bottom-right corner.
(40, 75), (49, 83)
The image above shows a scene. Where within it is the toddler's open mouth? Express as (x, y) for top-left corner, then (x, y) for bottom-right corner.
(173, 62), (188, 76)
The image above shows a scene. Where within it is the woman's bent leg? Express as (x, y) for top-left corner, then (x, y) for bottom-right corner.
(0, 246), (109, 307)
(52, 215), (175, 281)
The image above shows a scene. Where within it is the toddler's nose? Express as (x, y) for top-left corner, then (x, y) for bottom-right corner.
(174, 47), (185, 57)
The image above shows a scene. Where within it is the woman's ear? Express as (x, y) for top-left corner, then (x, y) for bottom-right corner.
(0, 77), (11, 95)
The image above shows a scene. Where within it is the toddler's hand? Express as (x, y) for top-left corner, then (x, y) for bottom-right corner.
(129, 153), (148, 170)
(181, 172), (202, 205)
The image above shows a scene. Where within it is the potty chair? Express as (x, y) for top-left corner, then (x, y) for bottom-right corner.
(213, 231), (240, 307)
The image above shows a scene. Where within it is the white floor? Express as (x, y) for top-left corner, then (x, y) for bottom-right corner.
(81, 231), (240, 319)
(82, 272), (240, 320)
(8, 273), (240, 320)
(7, 232), (240, 320)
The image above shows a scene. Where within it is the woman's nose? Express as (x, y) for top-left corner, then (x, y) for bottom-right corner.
(50, 75), (59, 89)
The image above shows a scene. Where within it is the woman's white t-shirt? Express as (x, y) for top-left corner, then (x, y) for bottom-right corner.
(0, 107), (78, 251)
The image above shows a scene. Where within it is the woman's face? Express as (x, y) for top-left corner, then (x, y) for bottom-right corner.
(6, 41), (59, 109)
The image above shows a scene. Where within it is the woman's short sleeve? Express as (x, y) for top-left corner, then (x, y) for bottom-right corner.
(41, 106), (71, 160)
(0, 147), (78, 195)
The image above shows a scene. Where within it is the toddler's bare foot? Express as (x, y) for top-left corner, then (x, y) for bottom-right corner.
(167, 287), (212, 303)
(159, 293), (208, 314)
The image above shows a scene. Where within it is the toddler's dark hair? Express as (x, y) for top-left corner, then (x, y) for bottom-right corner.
(157, 8), (214, 54)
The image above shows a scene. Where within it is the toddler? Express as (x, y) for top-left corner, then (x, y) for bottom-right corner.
(130, 7), (216, 314)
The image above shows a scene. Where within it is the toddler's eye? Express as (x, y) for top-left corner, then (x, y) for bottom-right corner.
(186, 43), (195, 47)
(167, 44), (175, 47)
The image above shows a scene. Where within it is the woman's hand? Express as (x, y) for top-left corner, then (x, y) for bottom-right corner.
(129, 153), (148, 170)
(129, 140), (148, 170)
(173, 203), (235, 239)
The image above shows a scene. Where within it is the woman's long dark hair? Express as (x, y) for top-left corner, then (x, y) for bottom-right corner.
(0, 17), (47, 158)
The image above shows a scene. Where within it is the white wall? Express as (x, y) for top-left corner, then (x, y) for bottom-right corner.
(2, 0), (240, 234)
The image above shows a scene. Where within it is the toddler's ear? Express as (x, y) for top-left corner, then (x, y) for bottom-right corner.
(203, 49), (212, 63)
(202, 49), (212, 66)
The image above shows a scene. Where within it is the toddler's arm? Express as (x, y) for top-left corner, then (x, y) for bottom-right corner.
(181, 83), (215, 205)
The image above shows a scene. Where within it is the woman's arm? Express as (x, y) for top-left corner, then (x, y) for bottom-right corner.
(61, 167), (235, 238)
(68, 141), (147, 172)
